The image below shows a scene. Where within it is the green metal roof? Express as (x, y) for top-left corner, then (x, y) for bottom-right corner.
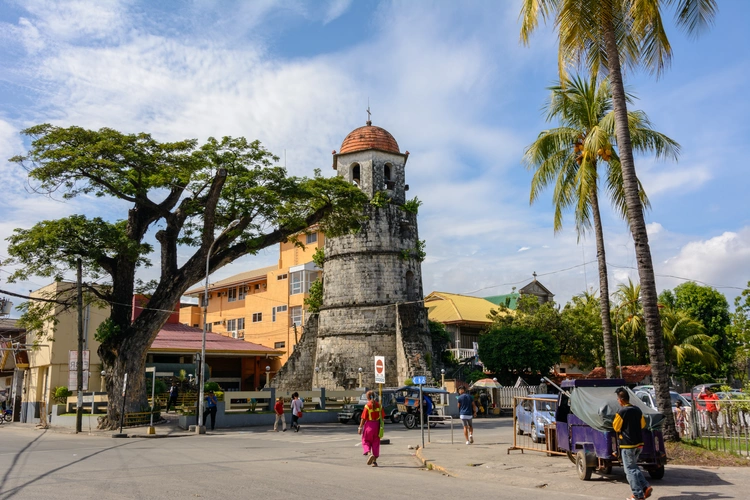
(483, 293), (520, 310)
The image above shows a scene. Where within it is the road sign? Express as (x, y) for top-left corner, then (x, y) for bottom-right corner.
(374, 356), (385, 384)
(413, 376), (426, 385)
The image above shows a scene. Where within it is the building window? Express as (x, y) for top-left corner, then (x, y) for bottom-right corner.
(272, 305), (288, 322)
(289, 270), (319, 295)
(306, 232), (317, 244)
(290, 306), (302, 327)
(238, 317), (245, 330)
(238, 286), (246, 300)
(228, 287), (237, 302)
(277, 274), (288, 280)
(274, 341), (286, 349)
(252, 312), (263, 323)
(205, 323), (212, 332)
(226, 318), (237, 331)
(351, 163), (361, 186)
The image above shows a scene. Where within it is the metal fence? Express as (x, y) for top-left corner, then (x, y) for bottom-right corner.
(507, 395), (564, 456)
(494, 384), (547, 412)
(686, 400), (750, 457)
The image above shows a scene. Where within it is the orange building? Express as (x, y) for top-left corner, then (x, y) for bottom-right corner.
(180, 229), (324, 363)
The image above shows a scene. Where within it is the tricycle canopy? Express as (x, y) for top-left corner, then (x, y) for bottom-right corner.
(565, 382), (664, 432)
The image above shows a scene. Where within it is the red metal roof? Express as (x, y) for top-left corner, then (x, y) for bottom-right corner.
(586, 365), (652, 385)
(339, 123), (400, 155)
(150, 323), (281, 356)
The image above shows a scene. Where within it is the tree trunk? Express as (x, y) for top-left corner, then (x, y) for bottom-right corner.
(602, 17), (677, 441)
(590, 187), (616, 378)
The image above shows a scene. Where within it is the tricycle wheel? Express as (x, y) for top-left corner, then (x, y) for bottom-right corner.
(601, 464), (612, 475)
(576, 451), (593, 481)
(352, 411), (361, 424)
(390, 410), (401, 424)
(566, 451), (576, 464)
(403, 413), (416, 429)
(648, 465), (665, 480)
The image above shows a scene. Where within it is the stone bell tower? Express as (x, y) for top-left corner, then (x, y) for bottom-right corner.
(272, 119), (434, 391)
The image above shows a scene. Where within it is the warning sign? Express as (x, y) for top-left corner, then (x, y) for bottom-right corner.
(374, 356), (385, 384)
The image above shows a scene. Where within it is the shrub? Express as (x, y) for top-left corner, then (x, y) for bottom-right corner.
(53, 386), (72, 404)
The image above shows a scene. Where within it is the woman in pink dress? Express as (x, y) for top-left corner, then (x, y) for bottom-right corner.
(358, 391), (384, 466)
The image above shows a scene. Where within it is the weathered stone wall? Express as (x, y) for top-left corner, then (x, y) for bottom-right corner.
(314, 333), (399, 389)
(396, 302), (435, 383)
(270, 315), (317, 391)
(336, 150), (407, 204)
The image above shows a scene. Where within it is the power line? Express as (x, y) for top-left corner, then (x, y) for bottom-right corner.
(607, 263), (746, 291)
(462, 260), (598, 295)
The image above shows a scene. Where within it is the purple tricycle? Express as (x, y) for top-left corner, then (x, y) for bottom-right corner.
(554, 378), (667, 481)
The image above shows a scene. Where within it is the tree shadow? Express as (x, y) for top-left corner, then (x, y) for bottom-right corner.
(658, 494), (735, 500)
(0, 436), (136, 499)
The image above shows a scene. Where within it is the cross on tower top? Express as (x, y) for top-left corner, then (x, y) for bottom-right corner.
(366, 104), (372, 126)
(532, 271), (537, 280)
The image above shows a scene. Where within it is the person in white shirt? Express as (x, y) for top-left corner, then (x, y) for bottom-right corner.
(290, 392), (304, 432)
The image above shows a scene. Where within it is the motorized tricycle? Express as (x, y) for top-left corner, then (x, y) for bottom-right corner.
(395, 386), (449, 429)
(555, 379), (667, 481)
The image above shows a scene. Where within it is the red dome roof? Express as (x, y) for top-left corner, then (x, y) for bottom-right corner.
(339, 122), (400, 155)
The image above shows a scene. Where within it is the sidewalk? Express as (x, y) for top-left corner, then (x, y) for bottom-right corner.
(413, 418), (747, 499)
(7, 411), (194, 438)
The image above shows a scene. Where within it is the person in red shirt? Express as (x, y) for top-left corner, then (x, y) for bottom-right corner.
(358, 391), (384, 467)
(273, 396), (287, 432)
(699, 387), (721, 433)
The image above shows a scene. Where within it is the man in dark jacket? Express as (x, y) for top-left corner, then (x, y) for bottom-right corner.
(613, 388), (652, 500)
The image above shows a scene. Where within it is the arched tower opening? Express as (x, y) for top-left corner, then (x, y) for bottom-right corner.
(351, 163), (361, 186)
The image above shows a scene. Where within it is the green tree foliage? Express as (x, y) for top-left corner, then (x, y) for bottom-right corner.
(613, 278), (648, 364)
(659, 305), (717, 386)
(659, 282), (733, 380)
(429, 320), (457, 370)
(304, 279), (323, 314)
(478, 325), (559, 385)
(560, 292), (605, 370)
(5, 124), (368, 429)
(728, 282), (750, 384)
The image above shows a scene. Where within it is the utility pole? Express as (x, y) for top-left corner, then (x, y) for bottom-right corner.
(76, 258), (83, 433)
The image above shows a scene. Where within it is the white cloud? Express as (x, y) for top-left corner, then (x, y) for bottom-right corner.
(662, 228), (750, 292)
(518, 246), (530, 252)
(322, 0), (352, 24)
(646, 222), (663, 235)
(639, 164), (712, 196)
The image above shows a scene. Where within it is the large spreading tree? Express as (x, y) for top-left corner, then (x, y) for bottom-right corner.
(524, 75), (678, 378)
(520, 0), (717, 441)
(6, 124), (367, 429)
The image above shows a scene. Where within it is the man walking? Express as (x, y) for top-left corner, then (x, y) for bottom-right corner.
(699, 387), (720, 433)
(167, 382), (179, 413)
(457, 386), (477, 445)
(613, 388), (652, 500)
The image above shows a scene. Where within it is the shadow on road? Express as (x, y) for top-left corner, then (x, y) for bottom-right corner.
(0, 436), (137, 499)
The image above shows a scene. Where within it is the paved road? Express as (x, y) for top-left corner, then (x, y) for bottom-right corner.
(0, 422), (592, 500)
(0, 420), (746, 499)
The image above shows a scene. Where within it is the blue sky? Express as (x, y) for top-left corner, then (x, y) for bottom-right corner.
(1, 0), (748, 313)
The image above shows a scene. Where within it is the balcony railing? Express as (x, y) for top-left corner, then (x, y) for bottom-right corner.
(447, 348), (477, 360)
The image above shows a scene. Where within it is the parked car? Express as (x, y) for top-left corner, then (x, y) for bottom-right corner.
(634, 390), (691, 411)
(515, 394), (557, 443)
(337, 389), (402, 424)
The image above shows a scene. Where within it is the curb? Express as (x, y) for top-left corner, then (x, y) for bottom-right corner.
(126, 433), (193, 439)
(415, 446), (452, 475)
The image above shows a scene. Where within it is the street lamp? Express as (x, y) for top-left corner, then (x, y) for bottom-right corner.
(441, 369), (446, 404)
(358, 367), (363, 389)
(198, 219), (241, 434)
(265, 366), (271, 387)
(315, 366), (320, 388)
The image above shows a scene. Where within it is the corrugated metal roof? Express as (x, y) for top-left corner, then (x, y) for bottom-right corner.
(424, 291), (501, 325)
(484, 293), (520, 309)
(185, 265), (277, 296)
(150, 323), (282, 356)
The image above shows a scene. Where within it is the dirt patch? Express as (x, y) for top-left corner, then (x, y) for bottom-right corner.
(666, 441), (750, 467)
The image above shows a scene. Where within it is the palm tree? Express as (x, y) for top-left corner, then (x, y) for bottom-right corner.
(661, 305), (718, 374)
(519, 0), (717, 441)
(524, 76), (678, 378)
(614, 278), (647, 364)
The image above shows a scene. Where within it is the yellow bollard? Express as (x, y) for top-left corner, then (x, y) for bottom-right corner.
(147, 426), (156, 435)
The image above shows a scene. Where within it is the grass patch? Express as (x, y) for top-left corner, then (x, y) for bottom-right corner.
(666, 440), (750, 467)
